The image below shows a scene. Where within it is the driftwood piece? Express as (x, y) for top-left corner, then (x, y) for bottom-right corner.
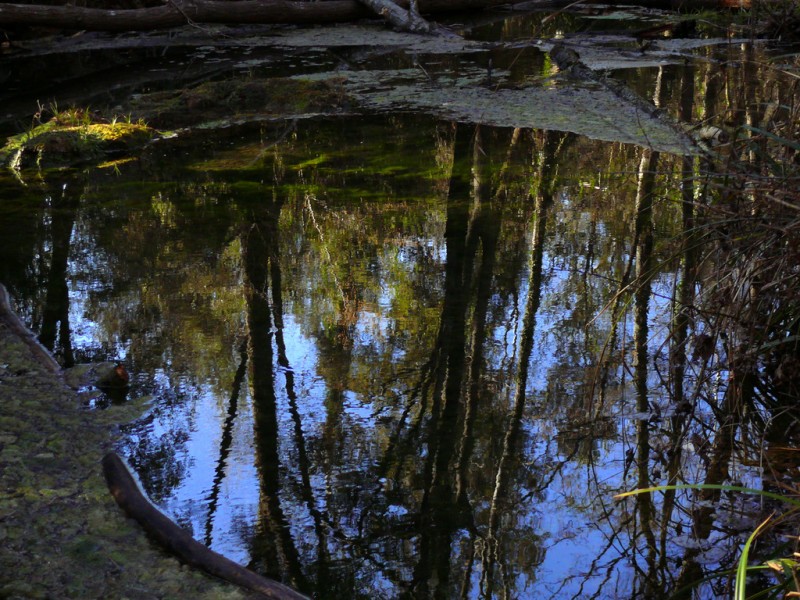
(355, 0), (437, 34)
(102, 452), (309, 600)
(355, 0), (461, 35)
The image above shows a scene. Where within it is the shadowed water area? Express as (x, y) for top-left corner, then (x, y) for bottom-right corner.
(1, 8), (799, 599)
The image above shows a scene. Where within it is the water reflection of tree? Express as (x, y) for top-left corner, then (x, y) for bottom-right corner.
(36, 178), (80, 367)
(583, 54), (800, 599)
(103, 181), (249, 503)
(325, 125), (577, 598)
(0, 175), (82, 366)
(5, 79), (798, 595)
(480, 129), (572, 598)
(203, 338), (248, 547)
(240, 190), (311, 592)
(632, 147), (660, 597)
(411, 122), (476, 597)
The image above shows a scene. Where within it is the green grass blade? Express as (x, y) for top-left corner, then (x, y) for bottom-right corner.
(736, 514), (774, 600)
(614, 484), (800, 509)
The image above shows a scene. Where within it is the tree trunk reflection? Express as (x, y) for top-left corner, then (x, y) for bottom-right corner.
(242, 192), (308, 592)
(37, 177), (80, 367)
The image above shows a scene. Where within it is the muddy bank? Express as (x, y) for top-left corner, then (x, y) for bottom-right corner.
(0, 286), (253, 600)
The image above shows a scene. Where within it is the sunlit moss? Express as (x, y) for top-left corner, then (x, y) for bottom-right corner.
(97, 157), (137, 170)
(1, 116), (155, 171)
(291, 155), (330, 170)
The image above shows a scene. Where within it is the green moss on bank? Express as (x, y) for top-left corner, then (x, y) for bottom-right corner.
(0, 317), (254, 600)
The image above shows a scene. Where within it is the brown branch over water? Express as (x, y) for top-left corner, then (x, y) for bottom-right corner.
(102, 452), (309, 600)
(0, 283), (61, 375)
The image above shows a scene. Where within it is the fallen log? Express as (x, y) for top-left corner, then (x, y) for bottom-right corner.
(0, 0), (368, 30)
(102, 452), (309, 600)
(355, 0), (436, 34)
(0, 0), (512, 31)
(0, 0), (753, 32)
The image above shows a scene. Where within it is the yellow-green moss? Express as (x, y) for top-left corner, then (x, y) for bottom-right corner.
(1, 117), (155, 171)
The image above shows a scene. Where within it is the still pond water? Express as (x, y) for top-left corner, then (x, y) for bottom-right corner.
(1, 12), (794, 599)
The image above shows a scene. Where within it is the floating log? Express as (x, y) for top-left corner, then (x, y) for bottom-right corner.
(102, 452), (309, 600)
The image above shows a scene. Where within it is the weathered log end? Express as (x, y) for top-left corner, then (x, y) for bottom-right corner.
(102, 452), (309, 600)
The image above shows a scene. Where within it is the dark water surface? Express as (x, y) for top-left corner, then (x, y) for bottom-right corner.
(1, 16), (797, 598)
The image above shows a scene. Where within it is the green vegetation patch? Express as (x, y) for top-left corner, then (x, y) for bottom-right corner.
(1, 113), (155, 171)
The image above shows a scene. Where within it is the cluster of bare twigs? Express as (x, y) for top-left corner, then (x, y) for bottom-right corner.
(683, 46), (800, 599)
(696, 72), (800, 425)
(606, 32), (800, 598)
